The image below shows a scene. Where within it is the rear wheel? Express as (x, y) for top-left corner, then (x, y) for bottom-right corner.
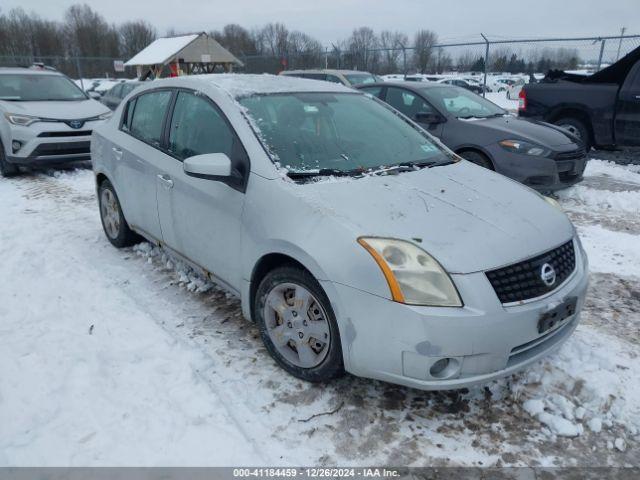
(98, 179), (140, 248)
(554, 117), (591, 151)
(460, 150), (494, 170)
(0, 143), (19, 177)
(254, 266), (344, 383)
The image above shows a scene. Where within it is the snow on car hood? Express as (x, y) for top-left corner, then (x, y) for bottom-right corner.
(0, 99), (110, 120)
(296, 161), (574, 274)
(470, 115), (575, 147)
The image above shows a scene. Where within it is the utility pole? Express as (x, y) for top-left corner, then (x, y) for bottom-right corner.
(616, 27), (626, 61)
(481, 33), (489, 98)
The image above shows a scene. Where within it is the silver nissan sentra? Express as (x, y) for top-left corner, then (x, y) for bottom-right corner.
(91, 74), (589, 390)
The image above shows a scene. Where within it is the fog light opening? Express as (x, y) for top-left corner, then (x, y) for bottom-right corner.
(12, 140), (22, 153)
(429, 357), (459, 379)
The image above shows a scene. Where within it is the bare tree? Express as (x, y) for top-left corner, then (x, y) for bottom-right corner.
(413, 29), (437, 73)
(120, 20), (156, 60)
(379, 30), (408, 74)
(347, 27), (379, 72)
(211, 24), (258, 56)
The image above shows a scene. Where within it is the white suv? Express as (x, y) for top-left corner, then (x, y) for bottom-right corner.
(0, 67), (112, 176)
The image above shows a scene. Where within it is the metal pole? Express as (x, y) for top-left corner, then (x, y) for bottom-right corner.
(324, 47), (328, 69)
(616, 27), (626, 60)
(481, 33), (489, 98)
(75, 56), (84, 91)
(402, 45), (407, 79)
(597, 39), (606, 71)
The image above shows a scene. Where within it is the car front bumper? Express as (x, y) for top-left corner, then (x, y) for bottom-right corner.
(324, 238), (589, 391)
(485, 144), (587, 192)
(5, 120), (106, 166)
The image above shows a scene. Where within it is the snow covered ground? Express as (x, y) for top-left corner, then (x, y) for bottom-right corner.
(485, 91), (519, 112)
(0, 154), (639, 467)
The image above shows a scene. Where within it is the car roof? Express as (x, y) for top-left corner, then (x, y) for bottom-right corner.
(282, 69), (371, 75)
(147, 73), (355, 98)
(355, 81), (453, 92)
(0, 67), (63, 76)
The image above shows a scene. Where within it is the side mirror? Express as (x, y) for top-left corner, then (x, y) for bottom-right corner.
(183, 153), (232, 180)
(415, 112), (445, 124)
(88, 91), (101, 99)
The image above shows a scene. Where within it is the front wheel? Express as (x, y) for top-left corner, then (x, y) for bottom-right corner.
(255, 266), (344, 382)
(0, 145), (19, 177)
(98, 179), (140, 248)
(460, 150), (494, 170)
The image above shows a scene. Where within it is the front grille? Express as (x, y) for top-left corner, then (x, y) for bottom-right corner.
(38, 131), (92, 138)
(555, 148), (585, 161)
(486, 241), (576, 304)
(31, 141), (90, 157)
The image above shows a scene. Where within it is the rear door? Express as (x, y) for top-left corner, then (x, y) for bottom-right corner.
(155, 89), (249, 290)
(615, 62), (640, 146)
(115, 89), (172, 240)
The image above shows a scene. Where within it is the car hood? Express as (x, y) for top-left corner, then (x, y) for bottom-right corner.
(464, 115), (575, 148)
(0, 99), (110, 120)
(296, 161), (574, 274)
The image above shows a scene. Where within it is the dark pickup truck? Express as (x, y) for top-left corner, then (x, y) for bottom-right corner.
(518, 46), (640, 151)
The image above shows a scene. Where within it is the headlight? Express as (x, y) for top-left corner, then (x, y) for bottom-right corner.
(4, 112), (41, 126)
(97, 111), (113, 121)
(358, 237), (462, 307)
(499, 139), (549, 157)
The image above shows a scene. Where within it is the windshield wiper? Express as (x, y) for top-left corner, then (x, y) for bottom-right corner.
(369, 160), (440, 175)
(286, 167), (364, 179)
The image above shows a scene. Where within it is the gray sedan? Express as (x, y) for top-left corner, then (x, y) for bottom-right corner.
(92, 74), (588, 390)
(356, 82), (587, 191)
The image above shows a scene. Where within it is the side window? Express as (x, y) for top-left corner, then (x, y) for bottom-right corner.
(325, 75), (343, 84)
(385, 87), (434, 119)
(168, 91), (235, 161)
(359, 86), (383, 98)
(129, 90), (172, 146)
(122, 98), (137, 131)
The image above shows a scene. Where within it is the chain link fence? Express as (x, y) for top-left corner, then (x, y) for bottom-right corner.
(1, 34), (639, 81)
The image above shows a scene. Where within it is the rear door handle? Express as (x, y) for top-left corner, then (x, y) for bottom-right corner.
(112, 147), (123, 160)
(157, 174), (174, 189)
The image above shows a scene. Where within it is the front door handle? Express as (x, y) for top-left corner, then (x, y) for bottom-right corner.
(112, 147), (123, 160)
(157, 174), (174, 189)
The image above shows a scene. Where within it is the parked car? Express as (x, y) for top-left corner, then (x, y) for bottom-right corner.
(487, 77), (515, 92)
(0, 67), (112, 176)
(356, 81), (587, 191)
(519, 45), (640, 150)
(101, 81), (143, 110)
(279, 69), (379, 87)
(437, 78), (484, 94)
(92, 74), (588, 391)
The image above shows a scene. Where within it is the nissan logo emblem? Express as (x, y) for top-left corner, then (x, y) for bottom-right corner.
(540, 263), (557, 287)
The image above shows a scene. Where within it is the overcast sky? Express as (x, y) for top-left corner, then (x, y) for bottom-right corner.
(3, 0), (638, 44)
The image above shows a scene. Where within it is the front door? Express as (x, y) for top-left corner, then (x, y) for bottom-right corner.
(155, 90), (248, 291)
(615, 62), (640, 146)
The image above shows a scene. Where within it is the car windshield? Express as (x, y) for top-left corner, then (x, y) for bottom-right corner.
(239, 92), (453, 175)
(344, 73), (377, 85)
(421, 86), (506, 119)
(0, 74), (87, 101)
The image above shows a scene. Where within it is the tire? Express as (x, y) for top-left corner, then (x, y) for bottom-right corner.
(460, 150), (494, 170)
(506, 90), (511, 100)
(0, 143), (19, 177)
(98, 179), (140, 248)
(554, 117), (592, 151)
(254, 266), (344, 383)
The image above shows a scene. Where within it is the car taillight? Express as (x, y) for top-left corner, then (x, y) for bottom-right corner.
(518, 88), (527, 111)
